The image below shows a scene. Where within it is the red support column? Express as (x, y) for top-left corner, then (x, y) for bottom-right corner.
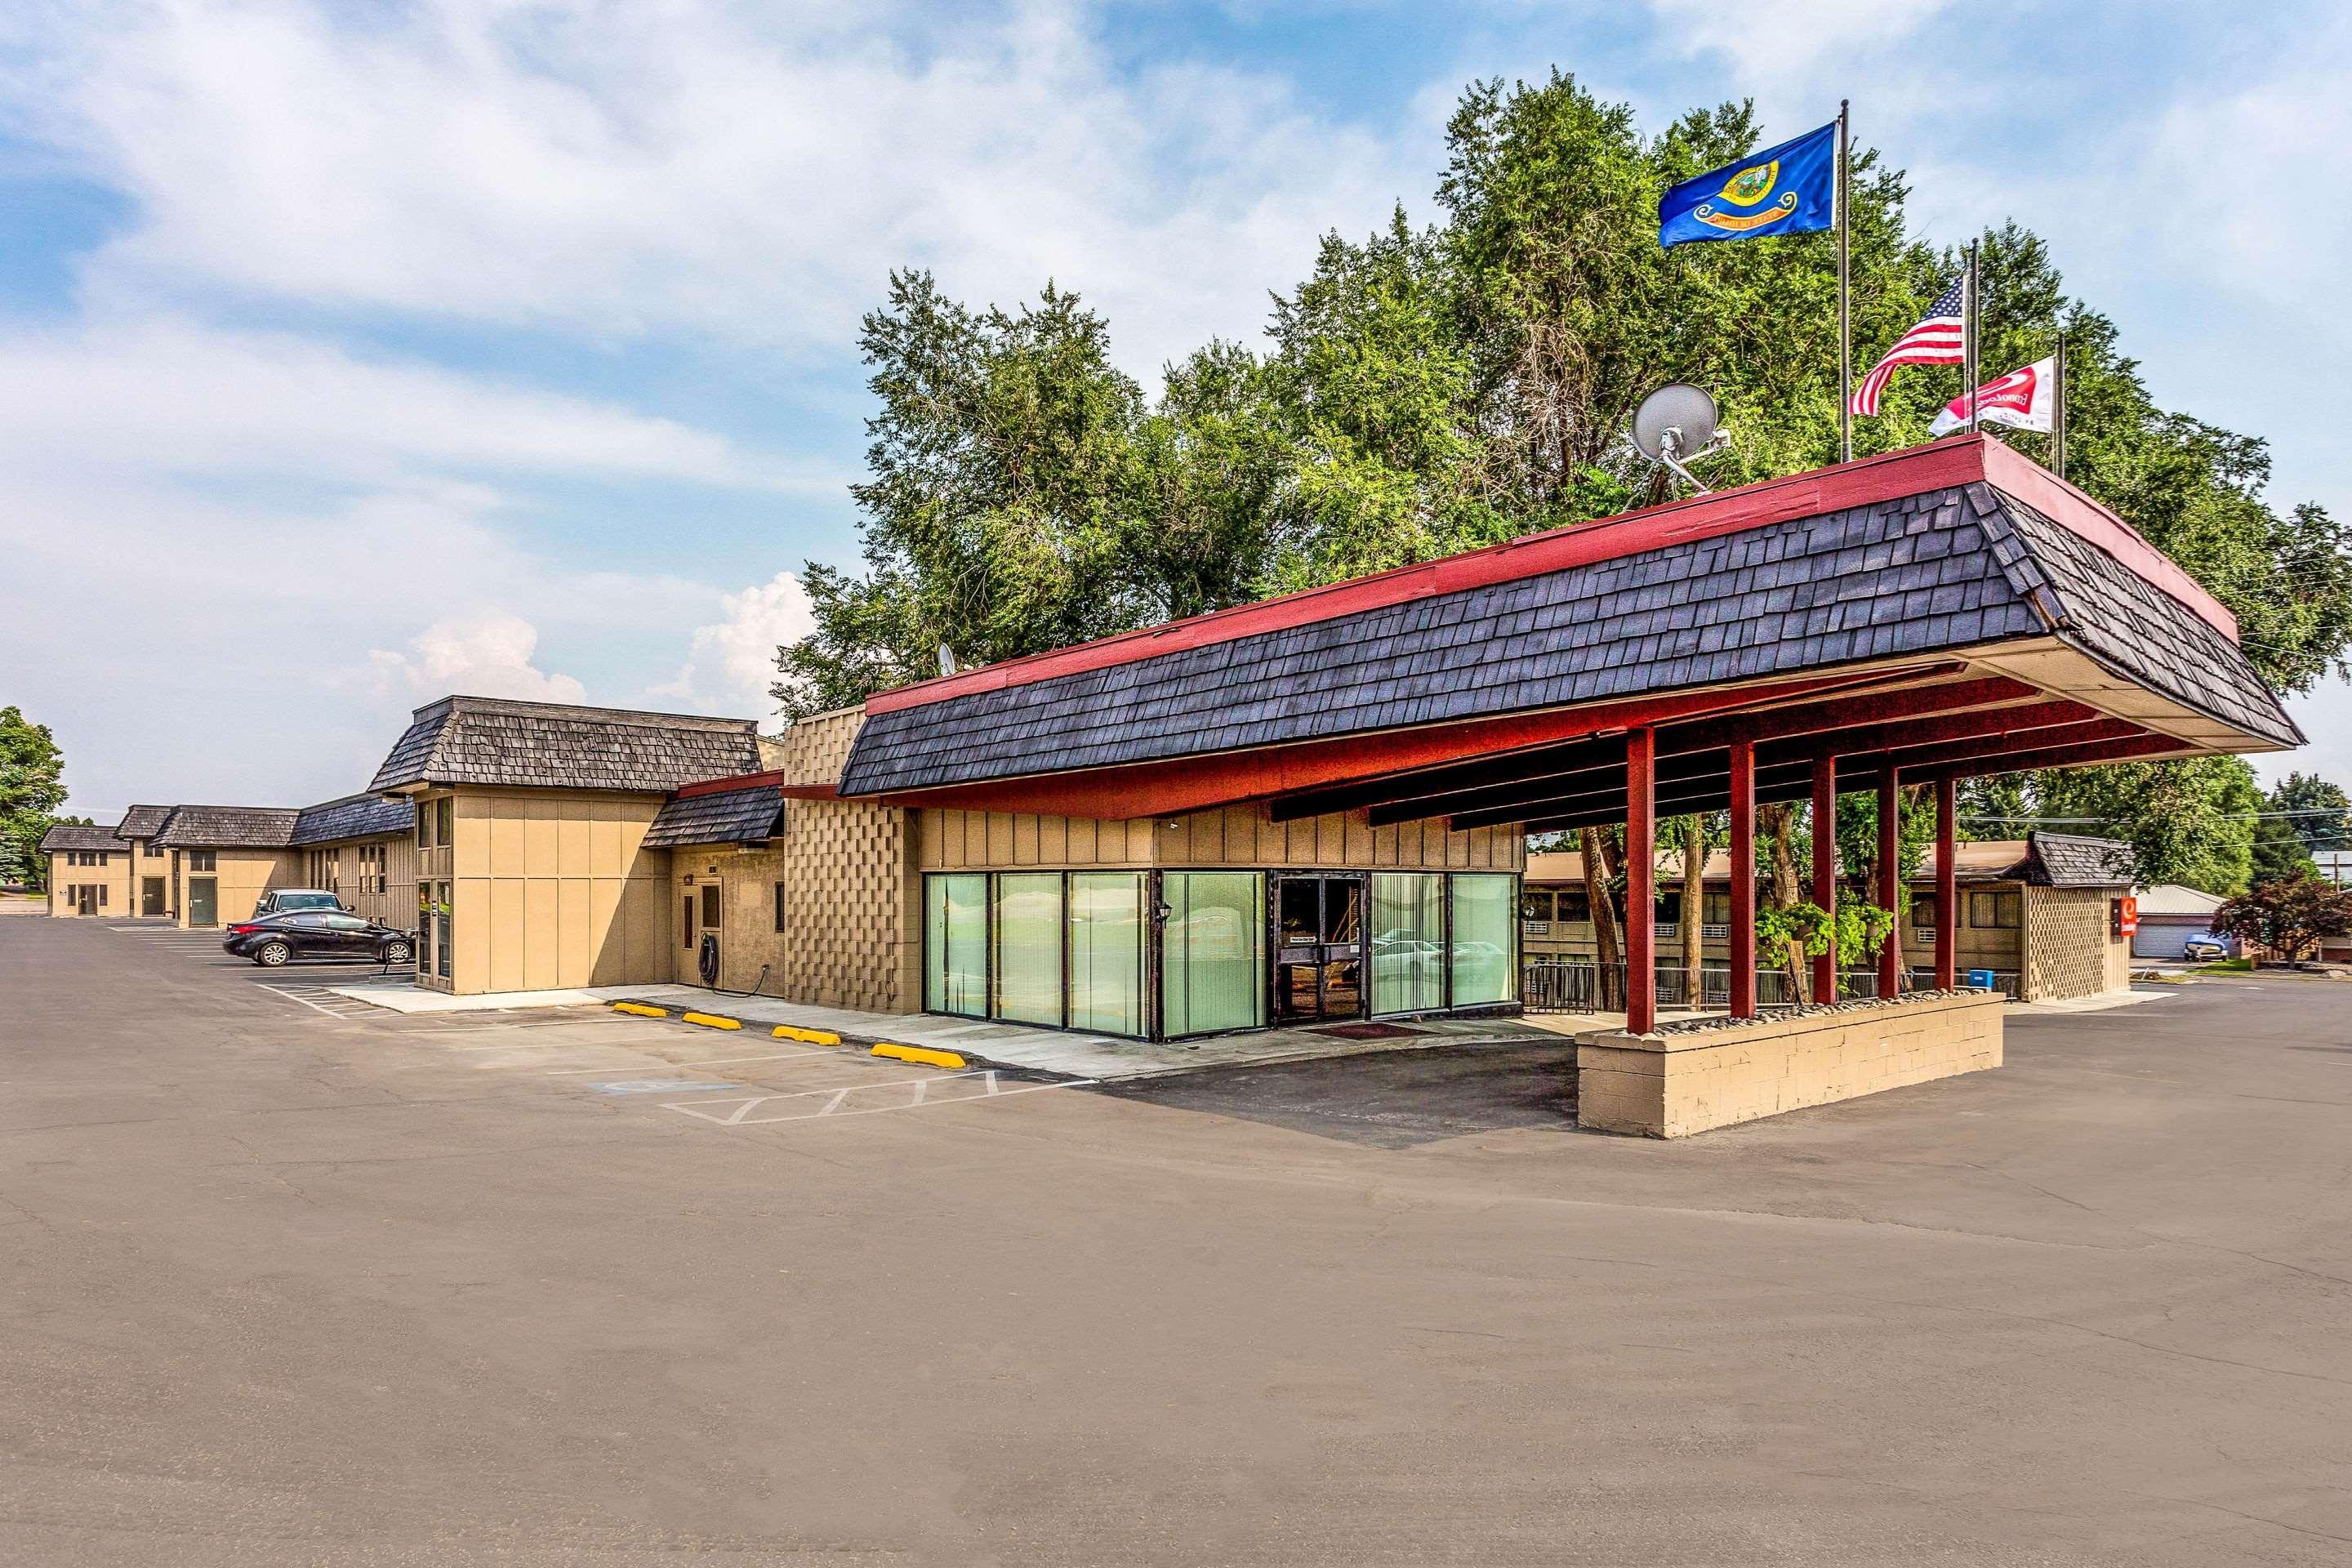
(1625, 728), (1656, 1034)
(1729, 740), (1757, 1019)
(1877, 767), (1902, 998)
(1935, 774), (1958, 988)
(1810, 756), (1837, 1004)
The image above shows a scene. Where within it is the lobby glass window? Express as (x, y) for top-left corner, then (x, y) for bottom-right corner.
(924, 874), (988, 1018)
(1068, 873), (1145, 1036)
(992, 873), (1065, 1027)
(1449, 873), (1517, 1005)
(1371, 873), (1446, 1015)
(1162, 871), (1264, 1037)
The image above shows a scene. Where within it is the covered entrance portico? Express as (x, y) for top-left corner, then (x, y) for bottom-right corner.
(837, 437), (2298, 1125)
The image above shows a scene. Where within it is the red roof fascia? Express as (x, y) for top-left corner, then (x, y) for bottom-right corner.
(862, 668), (1918, 820)
(675, 768), (839, 801)
(864, 435), (2237, 719)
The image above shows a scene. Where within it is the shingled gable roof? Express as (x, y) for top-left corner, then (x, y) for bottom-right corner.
(368, 696), (761, 795)
(290, 792), (416, 847)
(40, 822), (122, 853)
(114, 805), (172, 841)
(644, 782), (788, 848)
(2024, 831), (2137, 888)
(152, 805), (302, 849)
(838, 436), (2297, 804)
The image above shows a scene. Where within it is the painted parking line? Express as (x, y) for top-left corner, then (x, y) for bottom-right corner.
(544, 1048), (835, 1076)
(662, 1070), (1095, 1126)
(589, 1079), (747, 1095)
(256, 982), (386, 1018)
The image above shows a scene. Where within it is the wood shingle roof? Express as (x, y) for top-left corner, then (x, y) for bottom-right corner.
(369, 697), (761, 795)
(644, 784), (787, 848)
(151, 806), (302, 849)
(39, 822), (122, 853)
(290, 793), (416, 847)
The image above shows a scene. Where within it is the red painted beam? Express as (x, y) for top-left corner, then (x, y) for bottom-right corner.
(1811, 759), (1837, 1005)
(1935, 775), (1958, 989)
(1431, 697), (2095, 831)
(1729, 740), (1757, 1021)
(866, 670), (1909, 821)
(1918, 731), (2194, 780)
(1277, 666), (2006, 823)
(1876, 768), (1901, 999)
(1626, 728), (1656, 1035)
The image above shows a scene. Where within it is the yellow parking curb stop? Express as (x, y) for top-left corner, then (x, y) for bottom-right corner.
(682, 1011), (743, 1031)
(871, 1043), (965, 1070)
(772, 1024), (842, 1045)
(611, 1002), (668, 1018)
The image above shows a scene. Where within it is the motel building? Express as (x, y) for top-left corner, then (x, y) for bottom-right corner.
(69, 437), (2303, 1133)
(42, 796), (419, 929)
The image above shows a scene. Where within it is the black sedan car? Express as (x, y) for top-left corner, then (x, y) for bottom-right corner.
(222, 910), (415, 967)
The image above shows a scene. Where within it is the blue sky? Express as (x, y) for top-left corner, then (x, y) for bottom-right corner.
(3, 0), (2347, 817)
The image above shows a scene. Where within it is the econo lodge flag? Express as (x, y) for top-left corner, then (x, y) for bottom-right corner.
(1929, 356), (2056, 436)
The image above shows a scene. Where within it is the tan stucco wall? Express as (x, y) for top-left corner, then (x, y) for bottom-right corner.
(47, 845), (136, 916)
(920, 802), (1522, 872)
(2020, 884), (2131, 1001)
(176, 849), (301, 927)
(434, 787), (673, 996)
(1577, 990), (2006, 1138)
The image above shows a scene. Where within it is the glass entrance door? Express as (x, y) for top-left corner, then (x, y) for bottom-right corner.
(1273, 875), (1365, 1022)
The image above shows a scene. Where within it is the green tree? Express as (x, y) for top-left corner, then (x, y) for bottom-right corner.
(2031, 755), (2265, 894)
(2250, 811), (2315, 885)
(2212, 871), (2352, 964)
(2270, 772), (2352, 857)
(0, 706), (69, 891)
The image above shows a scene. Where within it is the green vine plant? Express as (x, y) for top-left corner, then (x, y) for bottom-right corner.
(1755, 901), (1895, 996)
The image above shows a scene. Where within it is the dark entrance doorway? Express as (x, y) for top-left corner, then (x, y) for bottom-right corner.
(186, 878), (216, 928)
(76, 885), (98, 917)
(140, 877), (165, 917)
(1273, 873), (1365, 1022)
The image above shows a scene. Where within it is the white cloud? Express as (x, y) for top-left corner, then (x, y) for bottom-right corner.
(0, 316), (829, 492)
(649, 571), (817, 720)
(369, 613), (587, 706)
(1643, 0), (1953, 87)
(22, 0), (1418, 377)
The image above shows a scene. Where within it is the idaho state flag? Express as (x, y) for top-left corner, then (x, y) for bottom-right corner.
(1659, 122), (1837, 247)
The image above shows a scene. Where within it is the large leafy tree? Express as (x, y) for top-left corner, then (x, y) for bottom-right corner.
(781, 75), (2352, 895)
(0, 706), (69, 892)
(2271, 772), (2352, 858)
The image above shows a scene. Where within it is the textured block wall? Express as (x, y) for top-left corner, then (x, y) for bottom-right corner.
(676, 795), (920, 1014)
(2021, 884), (2128, 1001)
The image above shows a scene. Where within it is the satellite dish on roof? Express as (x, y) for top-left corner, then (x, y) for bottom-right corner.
(938, 644), (959, 678)
(1630, 382), (1725, 494)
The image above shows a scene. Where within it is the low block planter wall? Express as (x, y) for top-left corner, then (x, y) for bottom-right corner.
(1575, 989), (2006, 1138)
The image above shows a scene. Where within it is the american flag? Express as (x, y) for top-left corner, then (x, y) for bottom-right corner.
(1851, 278), (1966, 416)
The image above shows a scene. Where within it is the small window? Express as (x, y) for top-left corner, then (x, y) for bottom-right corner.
(99, 852), (110, 866)
(773, 881), (787, 933)
(681, 895), (695, 948)
(416, 808), (430, 849)
(1969, 891), (2020, 929)
(145, 841), (161, 858)
(1521, 888), (1552, 922)
(99, 884), (108, 906)
(1702, 890), (1731, 926)
(189, 851), (216, 872)
(435, 798), (454, 844)
(700, 884), (720, 929)
(1557, 888), (1592, 924)
(1910, 893), (1939, 931)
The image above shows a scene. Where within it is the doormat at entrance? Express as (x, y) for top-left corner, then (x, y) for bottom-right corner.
(1311, 1022), (1430, 1040)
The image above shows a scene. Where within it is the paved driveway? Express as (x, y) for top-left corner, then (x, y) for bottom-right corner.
(3, 916), (2349, 1565)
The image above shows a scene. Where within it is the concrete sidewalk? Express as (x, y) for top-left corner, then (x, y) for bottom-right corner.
(323, 973), (1555, 1081)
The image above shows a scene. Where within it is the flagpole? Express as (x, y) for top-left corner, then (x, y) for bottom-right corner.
(1838, 100), (1851, 464)
(2052, 328), (2067, 479)
(1965, 240), (1980, 434)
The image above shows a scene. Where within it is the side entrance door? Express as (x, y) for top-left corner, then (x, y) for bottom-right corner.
(1272, 874), (1365, 1023)
(141, 877), (165, 917)
(187, 878), (217, 928)
(76, 885), (97, 916)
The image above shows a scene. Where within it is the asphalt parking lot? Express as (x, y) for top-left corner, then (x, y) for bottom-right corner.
(5, 917), (2350, 1566)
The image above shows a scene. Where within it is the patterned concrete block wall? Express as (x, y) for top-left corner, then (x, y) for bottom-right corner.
(675, 795), (920, 1013)
(920, 802), (1522, 872)
(2021, 884), (2131, 1001)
